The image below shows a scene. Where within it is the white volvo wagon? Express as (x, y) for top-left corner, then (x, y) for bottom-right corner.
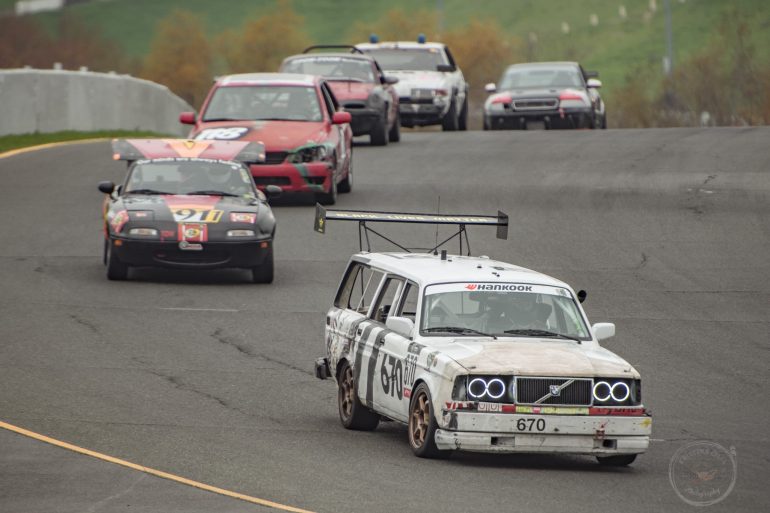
(314, 207), (651, 465)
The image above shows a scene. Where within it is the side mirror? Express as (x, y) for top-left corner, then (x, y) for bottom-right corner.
(98, 181), (116, 194)
(592, 322), (615, 342)
(179, 112), (197, 125)
(586, 78), (602, 89)
(264, 185), (282, 199)
(577, 290), (587, 303)
(385, 316), (415, 339)
(436, 63), (456, 72)
(484, 83), (497, 93)
(382, 75), (399, 85)
(332, 111), (352, 125)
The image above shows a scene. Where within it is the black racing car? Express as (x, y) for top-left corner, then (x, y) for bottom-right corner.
(483, 61), (606, 130)
(99, 139), (280, 283)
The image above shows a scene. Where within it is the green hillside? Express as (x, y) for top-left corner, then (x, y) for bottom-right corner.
(26, 0), (770, 111)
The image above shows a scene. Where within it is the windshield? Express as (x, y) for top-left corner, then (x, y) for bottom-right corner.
(499, 66), (584, 90)
(203, 85), (322, 122)
(282, 57), (375, 82)
(363, 48), (446, 71)
(420, 283), (590, 340)
(125, 160), (256, 197)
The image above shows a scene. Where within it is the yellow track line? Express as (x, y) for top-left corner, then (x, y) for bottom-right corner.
(0, 420), (317, 513)
(0, 138), (109, 160)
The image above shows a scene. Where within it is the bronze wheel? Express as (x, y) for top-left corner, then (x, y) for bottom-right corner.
(337, 361), (379, 431)
(407, 383), (446, 458)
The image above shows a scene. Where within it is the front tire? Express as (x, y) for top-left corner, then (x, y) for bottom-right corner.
(597, 454), (637, 466)
(251, 246), (274, 284)
(370, 110), (389, 146)
(458, 97), (468, 131)
(105, 239), (128, 281)
(408, 383), (447, 458)
(441, 99), (459, 131)
(388, 110), (401, 142)
(338, 361), (379, 430)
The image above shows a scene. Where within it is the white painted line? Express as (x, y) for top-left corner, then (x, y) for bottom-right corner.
(158, 308), (239, 312)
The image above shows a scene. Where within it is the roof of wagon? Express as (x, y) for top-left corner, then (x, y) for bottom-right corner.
(352, 252), (569, 289)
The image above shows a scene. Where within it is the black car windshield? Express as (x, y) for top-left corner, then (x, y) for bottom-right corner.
(282, 57), (375, 82)
(499, 66), (584, 90)
(420, 283), (590, 340)
(125, 160), (256, 197)
(203, 85), (323, 122)
(363, 48), (446, 71)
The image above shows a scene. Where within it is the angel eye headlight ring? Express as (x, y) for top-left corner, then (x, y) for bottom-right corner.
(593, 380), (631, 402)
(468, 377), (506, 399)
(611, 382), (630, 402)
(593, 381), (612, 402)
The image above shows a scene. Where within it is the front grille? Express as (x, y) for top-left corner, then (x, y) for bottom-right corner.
(253, 177), (291, 186)
(515, 377), (592, 405)
(512, 99), (558, 111)
(253, 152), (287, 165)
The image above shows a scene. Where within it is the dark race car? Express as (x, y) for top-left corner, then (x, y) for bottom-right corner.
(280, 46), (400, 146)
(179, 73), (353, 205)
(483, 61), (606, 130)
(98, 139), (280, 283)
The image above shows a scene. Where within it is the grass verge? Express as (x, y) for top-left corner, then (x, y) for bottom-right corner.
(0, 130), (172, 154)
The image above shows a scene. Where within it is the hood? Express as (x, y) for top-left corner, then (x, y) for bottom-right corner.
(192, 120), (330, 152)
(121, 194), (256, 213)
(327, 81), (375, 101)
(387, 70), (450, 96)
(436, 339), (638, 378)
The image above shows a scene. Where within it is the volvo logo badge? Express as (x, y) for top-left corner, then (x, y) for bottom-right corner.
(549, 384), (562, 397)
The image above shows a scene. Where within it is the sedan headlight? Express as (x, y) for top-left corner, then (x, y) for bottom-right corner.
(287, 145), (330, 163)
(592, 379), (640, 405)
(452, 375), (514, 403)
(227, 229), (255, 237)
(127, 227), (158, 237)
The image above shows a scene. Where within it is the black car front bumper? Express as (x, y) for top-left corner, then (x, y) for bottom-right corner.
(111, 236), (272, 270)
(487, 108), (594, 130)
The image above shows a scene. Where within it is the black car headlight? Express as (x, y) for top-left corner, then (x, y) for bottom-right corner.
(452, 375), (515, 403)
(287, 145), (330, 163)
(592, 379), (641, 406)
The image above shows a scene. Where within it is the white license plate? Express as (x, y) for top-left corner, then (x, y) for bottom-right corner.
(526, 120), (546, 130)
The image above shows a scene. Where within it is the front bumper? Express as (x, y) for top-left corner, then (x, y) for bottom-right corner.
(487, 108), (594, 130)
(399, 101), (448, 127)
(249, 162), (333, 194)
(112, 237), (272, 270)
(344, 108), (382, 136)
(436, 410), (651, 455)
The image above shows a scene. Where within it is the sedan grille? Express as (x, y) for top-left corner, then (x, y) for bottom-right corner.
(252, 152), (287, 165)
(512, 99), (558, 111)
(515, 377), (592, 406)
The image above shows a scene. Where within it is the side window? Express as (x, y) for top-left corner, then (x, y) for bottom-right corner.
(334, 262), (384, 314)
(370, 277), (404, 323)
(396, 282), (419, 322)
(320, 83), (337, 116)
(443, 46), (456, 68)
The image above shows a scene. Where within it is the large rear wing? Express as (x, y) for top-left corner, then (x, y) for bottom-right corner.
(314, 204), (508, 255)
(302, 45), (364, 54)
(111, 139), (266, 165)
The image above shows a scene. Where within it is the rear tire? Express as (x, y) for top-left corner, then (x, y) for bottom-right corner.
(251, 246), (274, 284)
(338, 361), (380, 430)
(105, 240), (128, 281)
(408, 383), (448, 458)
(370, 110), (389, 146)
(596, 454), (637, 466)
(441, 99), (459, 131)
(388, 110), (401, 142)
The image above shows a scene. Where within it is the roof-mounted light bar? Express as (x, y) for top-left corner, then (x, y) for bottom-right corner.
(314, 204), (508, 255)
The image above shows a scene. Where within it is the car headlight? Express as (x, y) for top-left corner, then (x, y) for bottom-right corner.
(127, 228), (158, 237)
(592, 379), (640, 405)
(229, 212), (257, 223)
(558, 90), (589, 108)
(227, 229), (256, 237)
(487, 102), (507, 113)
(287, 145), (330, 163)
(453, 375), (514, 402)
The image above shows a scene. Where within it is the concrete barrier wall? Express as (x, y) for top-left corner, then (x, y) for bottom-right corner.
(0, 69), (193, 137)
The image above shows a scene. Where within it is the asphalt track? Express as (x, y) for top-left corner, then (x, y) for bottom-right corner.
(0, 128), (768, 513)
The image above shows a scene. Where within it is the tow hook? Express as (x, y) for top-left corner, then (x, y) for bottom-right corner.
(314, 357), (331, 380)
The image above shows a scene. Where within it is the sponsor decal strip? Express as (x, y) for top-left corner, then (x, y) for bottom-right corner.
(441, 404), (646, 416)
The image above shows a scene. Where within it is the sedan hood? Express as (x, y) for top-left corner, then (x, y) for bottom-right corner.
(192, 120), (330, 152)
(327, 81), (375, 101)
(438, 339), (638, 378)
(388, 70), (450, 96)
